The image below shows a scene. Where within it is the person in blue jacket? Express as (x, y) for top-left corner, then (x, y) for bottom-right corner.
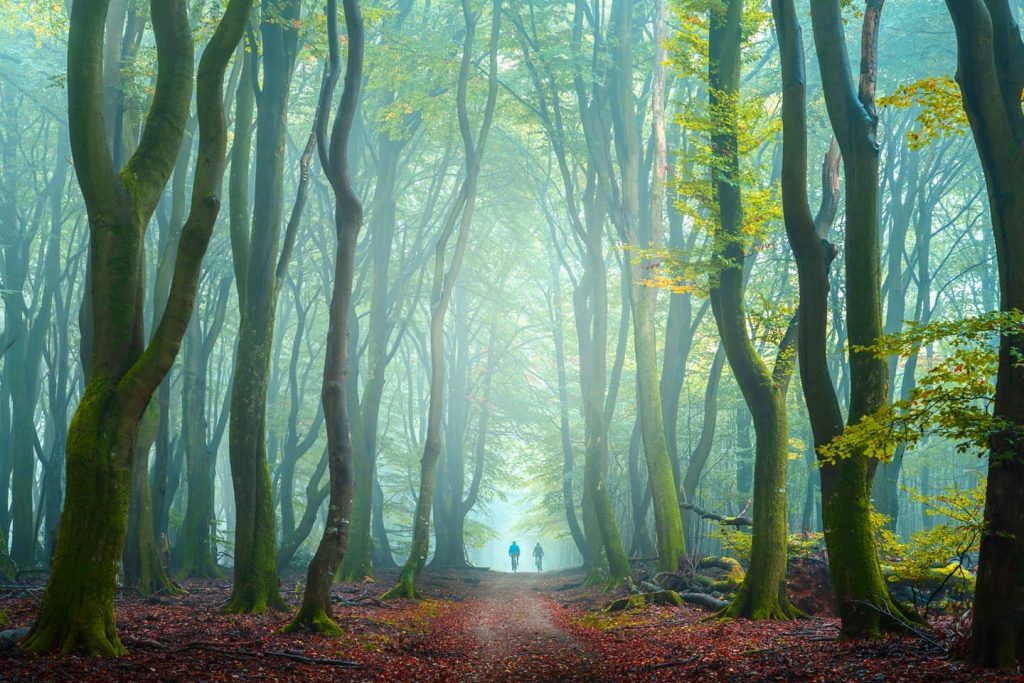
(508, 541), (521, 572)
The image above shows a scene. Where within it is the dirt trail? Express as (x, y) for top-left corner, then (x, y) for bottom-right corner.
(422, 571), (600, 682)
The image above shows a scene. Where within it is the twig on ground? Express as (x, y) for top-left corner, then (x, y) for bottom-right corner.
(852, 600), (946, 652)
(640, 656), (699, 671)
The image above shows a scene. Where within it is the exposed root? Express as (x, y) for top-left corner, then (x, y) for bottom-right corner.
(716, 581), (804, 621)
(282, 607), (344, 636)
(20, 616), (127, 657)
(381, 573), (423, 601)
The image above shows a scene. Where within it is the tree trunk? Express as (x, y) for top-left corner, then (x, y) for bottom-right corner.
(226, 0), (303, 615)
(287, 0), (364, 633)
(709, 0), (798, 620)
(944, 0), (1024, 667)
(385, 0), (501, 600)
(776, 0), (913, 637)
(682, 347), (726, 547)
(177, 309), (224, 579)
(21, 0), (251, 653)
(609, 0), (685, 573)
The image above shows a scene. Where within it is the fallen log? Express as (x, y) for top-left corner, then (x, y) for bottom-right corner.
(606, 590), (684, 612)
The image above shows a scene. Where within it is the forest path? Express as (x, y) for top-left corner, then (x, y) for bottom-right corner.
(423, 570), (601, 681)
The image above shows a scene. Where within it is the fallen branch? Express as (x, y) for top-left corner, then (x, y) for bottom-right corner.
(266, 649), (362, 667)
(852, 600), (945, 652)
(124, 638), (362, 668)
(681, 503), (751, 527)
(641, 656), (698, 671)
(680, 591), (730, 612)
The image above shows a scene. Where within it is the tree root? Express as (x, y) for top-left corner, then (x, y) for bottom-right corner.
(716, 582), (805, 621)
(381, 574), (423, 601)
(20, 617), (127, 657)
(605, 590), (684, 612)
(282, 607), (344, 636)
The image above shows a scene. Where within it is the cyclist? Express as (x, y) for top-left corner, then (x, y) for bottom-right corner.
(533, 542), (544, 572)
(508, 541), (521, 572)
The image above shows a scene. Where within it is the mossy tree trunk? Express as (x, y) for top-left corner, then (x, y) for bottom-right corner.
(708, 0), (800, 621)
(123, 403), (181, 595)
(226, 0), (303, 615)
(574, 186), (631, 586)
(20, 0), (251, 655)
(337, 130), (408, 581)
(775, 0), (913, 637)
(608, 0), (685, 573)
(287, 0), (364, 635)
(151, 122), (194, 542)
(177, 285), (231, 579)
(565, 0), (631, 587)
(944, 0), (1024, 667)
(0, 526), (14, 582)
(384, 0), (501, 600)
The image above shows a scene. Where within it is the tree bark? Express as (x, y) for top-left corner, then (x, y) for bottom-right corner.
(21, 0), (252, 654)
(708, 0), (798, 620)
(384, 0), (502, 600)
(944, 0), (1024, 667)
(287, 0), (365, 635)
(226, 0), (303, 615)
(780, 0), (913, 637)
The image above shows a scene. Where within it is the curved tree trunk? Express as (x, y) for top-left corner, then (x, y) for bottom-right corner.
(287, 0), (365, 635)
(943, 0), (1024, 667)
(384, 0), (502, 601)
(226, 0), (303, 615)
(21, 0), (251, 654)
(805, 0), (919, 637)
(609, 0), (685, 573)
(708, 0), (799, 620)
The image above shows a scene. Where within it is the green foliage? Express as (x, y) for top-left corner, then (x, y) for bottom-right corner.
(0, 2), (67, 46)
(873, 480), (983, 613)
(709, 527), (823, 566)
(656, 0), (781, 296)
(820, 311), (1024, 464)
(879, 76), (967, 150)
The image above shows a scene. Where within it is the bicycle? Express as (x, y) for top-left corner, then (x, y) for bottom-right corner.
(510, 553), (520, 572)
(535, 555), (543, 572)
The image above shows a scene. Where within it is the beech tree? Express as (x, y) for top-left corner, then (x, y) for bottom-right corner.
(20, 0), (253, 655)
(705, 0), (799, 620)
(286, 0), (364, 634)
(944, 0), (1024, 667)
(806, 0), (922, 637)
(384, 0), (501, 600)
(226, 0), (302, 615)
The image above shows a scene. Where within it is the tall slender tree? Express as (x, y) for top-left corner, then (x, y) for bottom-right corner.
(706, 0), (799, 619)
(227, 0), (303, 614)
(807, 0), (917, 637)
(610, 0), (686, 573)
(286, 0), (364, 635)
(384, 0), (501, 600)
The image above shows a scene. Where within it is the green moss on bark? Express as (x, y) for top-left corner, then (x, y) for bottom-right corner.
(20, 376), (130, 656)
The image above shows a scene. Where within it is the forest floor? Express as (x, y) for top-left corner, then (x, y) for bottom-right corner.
(0, 567), (1020, 682)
